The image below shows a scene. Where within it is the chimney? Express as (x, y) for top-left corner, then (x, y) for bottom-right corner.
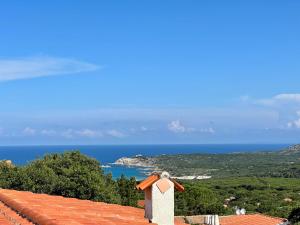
(136, 171), (184, 225)
(204, 215), (220, 225)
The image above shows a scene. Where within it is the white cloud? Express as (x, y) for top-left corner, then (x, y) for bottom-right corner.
(61, 129), (103, 139)
(241, 94), (300, 129)
(168, 120), (186, 133)
(40, 129), (57, 136)
(22, 127), (36, 136)
(167, 120), (215, 134)
(287, 119), (300, 129)
(168, 120), (195, 133)
(75, 129), (103, 138)
(287, 111), (300, 129)
(255, 93), (300, 106)
(0, 56), (100, 82)
(107, 129), (126, 138)
(274, 94), (300, 102)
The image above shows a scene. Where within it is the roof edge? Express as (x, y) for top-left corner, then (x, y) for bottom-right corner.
(0, 192), (59, 225)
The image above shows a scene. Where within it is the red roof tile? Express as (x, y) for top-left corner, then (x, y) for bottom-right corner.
(137, 200), (145, 208)
(136, 174), (160, 191)
(0, 189), (187, 225)
(0, 200), (34, 225)
(220, 214), (286, 225)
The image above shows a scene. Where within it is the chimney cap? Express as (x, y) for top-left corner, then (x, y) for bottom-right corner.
(160, 171), (170, 179)
(136, 171), (185, 192)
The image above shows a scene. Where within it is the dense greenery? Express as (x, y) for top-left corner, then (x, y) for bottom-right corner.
(153, 145), (300, 178)
(175, 183), (225, 216)
(117, 174), (140, 207)
(174, 177), (300, 218)
(0, 151), (139, 206)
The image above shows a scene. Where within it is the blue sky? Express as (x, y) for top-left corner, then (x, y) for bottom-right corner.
(0, 1), (300, 144)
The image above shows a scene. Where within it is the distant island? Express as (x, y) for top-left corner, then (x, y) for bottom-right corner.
(113, 144), (300, 179)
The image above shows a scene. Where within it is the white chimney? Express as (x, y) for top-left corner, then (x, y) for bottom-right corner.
(205, 215), (220, 225)
(136, 171), (184, 225)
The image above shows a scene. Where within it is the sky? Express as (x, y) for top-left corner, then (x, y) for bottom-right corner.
(0, 1), (299, 145)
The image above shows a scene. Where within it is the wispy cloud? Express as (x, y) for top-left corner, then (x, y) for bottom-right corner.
(61, 129), (103, 139)
(167, 120), (215, 134)
(168, 120), (194, 133)
(0, 56), (100, 82)
(287, 111), (300, 129)
(76, 129), (103, 138)
(106, 130), (126, 138)
(21, 127), (123, 139)
(22, 127), (36, 136)
(255, 93), (300, 107)
(241, 93), (300, 129)
(40, 129), (57, 136)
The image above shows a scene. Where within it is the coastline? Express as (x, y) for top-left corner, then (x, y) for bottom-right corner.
(111, 155), (213, 180)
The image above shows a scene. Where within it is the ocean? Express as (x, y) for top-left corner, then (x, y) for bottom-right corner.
(0, 144), (289, 180)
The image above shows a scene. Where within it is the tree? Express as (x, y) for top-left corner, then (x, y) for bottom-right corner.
(175, 184), (226, 216)
(1, 151), (121, 204)
(117, 174), (139, 206)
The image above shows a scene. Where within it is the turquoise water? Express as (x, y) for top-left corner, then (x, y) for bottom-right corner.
(0, 144), (289, 179)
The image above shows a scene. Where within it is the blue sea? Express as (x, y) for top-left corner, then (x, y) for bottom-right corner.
(0, 144), (289, 180)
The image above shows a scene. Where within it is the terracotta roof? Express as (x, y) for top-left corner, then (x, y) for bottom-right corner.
(170, 178), (185, 192)
(137, 200), (145, 208)
(136, 174), (160, 191)
(0, 189), (187, 225)
(136, 174), (185, 192)
(220, 214), (287, 225)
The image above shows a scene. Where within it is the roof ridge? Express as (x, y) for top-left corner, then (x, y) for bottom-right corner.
(252, 213), (286, 221)
(0, 192), (57, 225)
(220, 213), (284, 220)
(0, 199), (34, 225)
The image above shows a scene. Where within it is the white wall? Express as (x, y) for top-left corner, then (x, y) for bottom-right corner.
(151, 179), (174, 225)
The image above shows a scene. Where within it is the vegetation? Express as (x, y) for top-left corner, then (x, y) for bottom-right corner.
(1, 147), (300, 220)
(153, 145), (300, 178)
(0, 151), (139, 206)
(174, 177), (300, 218)
(175, 183), (225, 216)
(117, 174), (140, 207)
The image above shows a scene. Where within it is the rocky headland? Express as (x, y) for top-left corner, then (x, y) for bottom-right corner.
(112, 155), (156, 168)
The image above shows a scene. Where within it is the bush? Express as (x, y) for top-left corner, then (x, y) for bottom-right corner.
(0, 151), (124, 204)
(175, 184), (226, 215)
